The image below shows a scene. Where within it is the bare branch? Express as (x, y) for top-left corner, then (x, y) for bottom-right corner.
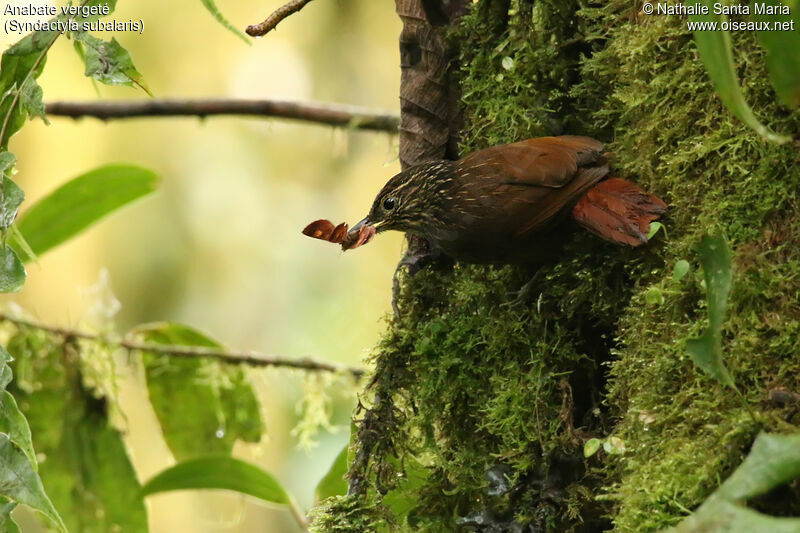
(45, 98), (400, 133)
(246, 0), (315, 37)
(0, 312), (366, 378)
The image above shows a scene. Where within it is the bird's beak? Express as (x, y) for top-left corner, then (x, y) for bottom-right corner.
(348, 217), (369, 236)
(342, 217), (377, 250)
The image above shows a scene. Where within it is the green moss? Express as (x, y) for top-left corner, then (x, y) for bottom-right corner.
(456, 0), (591, 150)
(313, 0), (800, 531)
(576, 2), (800, 530)
(310, 494), (391, 532)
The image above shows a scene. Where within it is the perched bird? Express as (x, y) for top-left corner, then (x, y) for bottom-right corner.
(345, 136), (666, 264)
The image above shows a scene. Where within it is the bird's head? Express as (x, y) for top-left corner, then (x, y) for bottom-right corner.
(347, 160), (456, 239)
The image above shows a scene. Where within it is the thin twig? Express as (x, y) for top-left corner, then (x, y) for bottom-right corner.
(45, 99), (400, 133)
(0, 312), (366, 378)
(246, 0), (315, 37)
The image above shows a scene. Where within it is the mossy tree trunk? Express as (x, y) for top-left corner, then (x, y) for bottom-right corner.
(313, 1), (800, 531)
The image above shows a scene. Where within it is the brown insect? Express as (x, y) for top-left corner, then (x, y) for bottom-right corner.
(302, 219), (376, 251)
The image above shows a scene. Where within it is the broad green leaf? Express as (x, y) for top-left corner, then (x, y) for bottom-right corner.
(6, 331), (148, 532)
(669, 433), (800, 532)
(383, 455), (430, 520)
(0, 390), (36, 465)
(0, 245), (25, 293)
(16, 164), (158, 257)
(0, 176), (24, 229)
(754, 1), (800, 108)
(142, 456), (291, 505)
(673, 259), (690, 282)
(715, 432), (800, 501)
(200, 0), (250, 44)
(685, 235), (736, 388)
(315, 444), (349, 503)
(0, 497), (20, 533)
(73, 33), (151, 95)
(0, 345), (23, 533)
(0, 434), (65, 532)
(131, 322), (264, 460)
(690, 2), (789, 143)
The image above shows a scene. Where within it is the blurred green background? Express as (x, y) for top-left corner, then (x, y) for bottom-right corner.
(1, 0), (403, 530)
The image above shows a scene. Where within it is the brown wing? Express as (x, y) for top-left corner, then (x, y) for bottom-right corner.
(456, 136), (606, 189)
(454, 136), (609, 237)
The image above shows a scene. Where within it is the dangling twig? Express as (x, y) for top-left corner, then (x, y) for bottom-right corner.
(246, 0), (316, 37)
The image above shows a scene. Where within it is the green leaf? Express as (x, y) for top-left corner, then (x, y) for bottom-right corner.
(602, 436), (626, 455)
(754, 1), (800, 108)
(0, 345), (23, 533)
(142, 456), (291, 505)
(645, 287), (664, 305)
(685, 234), (736, 388)
(0, 497), (20, 533)
(0, 343), (12, 389)
(648, 221), (665, 240)
(0, 152), (16, 175)
(0, 364), (10, 390)
(200, 0), (250, 44)
(315, 444), (349, 503)
(7, 224), (37, 264)
(0, 434), (65, 532)
(383, 455), (430, 520)
(16, 164), (158, 257)
(19, 77), (47, 123)
(690, 2), (789, 143)
(73, 33), (151, 95)
(131, 322), (264, 460)
(0, 0), (118, 143)
(0, 176), (24, 229)
(673, 259), (690, 282)
(0, 390), (36, 465)
(670, 433), (800, 532)
(0, 245), (25, 293)
(6, 331), (148, 532)
(0, 29), (57, 148)
(583, 438), (601, 458)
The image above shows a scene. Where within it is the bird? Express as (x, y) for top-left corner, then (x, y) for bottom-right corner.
(343, 135), (666, 264)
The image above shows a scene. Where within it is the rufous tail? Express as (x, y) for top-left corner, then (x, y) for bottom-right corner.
(571, 178), (667, 247)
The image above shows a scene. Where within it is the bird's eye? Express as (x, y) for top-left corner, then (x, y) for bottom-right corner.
(382, 197), (396, 210)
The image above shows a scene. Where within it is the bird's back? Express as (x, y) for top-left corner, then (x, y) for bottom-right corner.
(425, 136), (610, 263)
